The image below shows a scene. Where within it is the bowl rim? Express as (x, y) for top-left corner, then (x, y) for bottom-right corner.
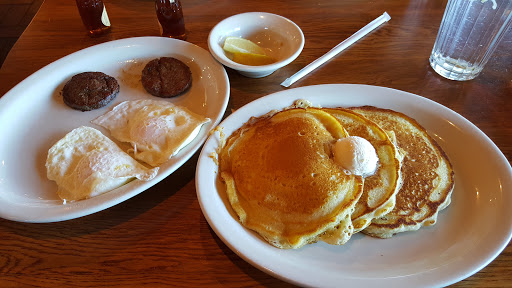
(207, 12), (305, 72)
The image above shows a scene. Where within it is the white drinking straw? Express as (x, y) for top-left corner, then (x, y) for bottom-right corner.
(280, 12), (391, 87)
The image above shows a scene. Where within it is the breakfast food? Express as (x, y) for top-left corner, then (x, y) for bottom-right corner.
(323, 108), (402, 233)
(216, 101), (454, 248)
(91, 99), (210, 167)
(219, 108), (364, 249)
(141, 57), (192, 98)
(350, 106), (454, 238)
(62, 72), (119, 111)
(46, 126), (159, 202)
(333, 136), (379, 177)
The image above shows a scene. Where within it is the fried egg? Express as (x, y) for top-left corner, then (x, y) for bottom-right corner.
(46, 126), (159, 202)
(91, 100), (210, 167)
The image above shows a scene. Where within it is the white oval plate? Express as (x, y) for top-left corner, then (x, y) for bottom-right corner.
(0, 37), (229, 223)
(196, 84), (512, 287)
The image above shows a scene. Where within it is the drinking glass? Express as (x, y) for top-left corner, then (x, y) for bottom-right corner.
(430, 0), (512, 81)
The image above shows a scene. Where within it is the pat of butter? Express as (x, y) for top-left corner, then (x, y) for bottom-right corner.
(333, 136), (379, 177)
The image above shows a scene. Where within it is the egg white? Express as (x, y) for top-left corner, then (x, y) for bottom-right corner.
(46, 126), (159, 202)
(91, 100), (210, 167)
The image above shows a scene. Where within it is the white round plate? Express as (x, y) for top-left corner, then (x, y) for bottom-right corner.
(196, 84), (512, 287)
(0, 36), (229, 223)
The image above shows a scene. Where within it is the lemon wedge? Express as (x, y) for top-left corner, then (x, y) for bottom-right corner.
(223, 36), (266, 55)
(222, 36), (276, 66)
(231, 52), (275, 66)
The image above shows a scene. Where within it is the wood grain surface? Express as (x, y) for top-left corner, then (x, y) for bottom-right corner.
(0, 0), (511, 287)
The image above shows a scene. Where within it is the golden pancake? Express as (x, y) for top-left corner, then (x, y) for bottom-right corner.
(323, 107), (402, 233)
(219, 108), (364, 249)
(350, 106), (454, 238)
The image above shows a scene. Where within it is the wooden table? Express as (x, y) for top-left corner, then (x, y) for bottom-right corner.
(1, 0), (510, 287)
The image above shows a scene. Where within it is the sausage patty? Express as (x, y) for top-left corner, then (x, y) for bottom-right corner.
(141, 57), (192, 98)
(62, 72), (120, 111)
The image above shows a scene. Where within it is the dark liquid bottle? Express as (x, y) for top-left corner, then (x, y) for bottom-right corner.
(155, 0), (187, 40)
(75, 0), (111, 37)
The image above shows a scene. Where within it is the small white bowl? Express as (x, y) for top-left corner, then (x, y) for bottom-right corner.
(208, 12), (305, 78)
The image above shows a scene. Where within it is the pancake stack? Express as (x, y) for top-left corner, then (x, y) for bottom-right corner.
(217, 101), (454, 249)
(219, 108), (363, 248)
(323, 108), (402, 233)
(351, 106), (454, 238)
